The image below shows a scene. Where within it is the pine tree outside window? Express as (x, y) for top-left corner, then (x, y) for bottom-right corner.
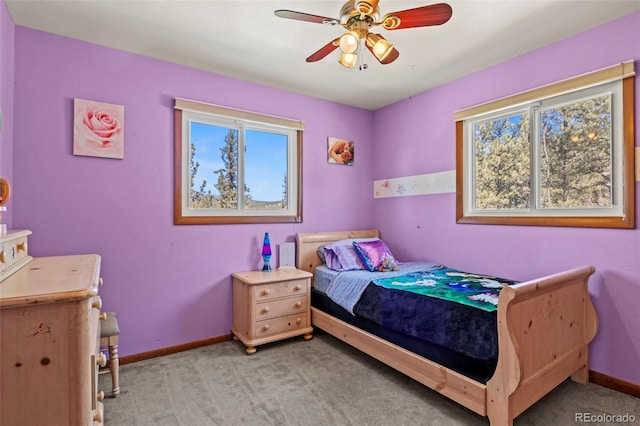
(455, 62), (635, 228)
(174, 99), (303, 224)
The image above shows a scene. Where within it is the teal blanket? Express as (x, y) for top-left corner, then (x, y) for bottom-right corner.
(372, 266), (518, 312)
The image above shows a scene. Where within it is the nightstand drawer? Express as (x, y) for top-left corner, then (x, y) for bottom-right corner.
(255, 296), (307, 320)
(255, 313), (308, 337)
(253, 278), (308, 301)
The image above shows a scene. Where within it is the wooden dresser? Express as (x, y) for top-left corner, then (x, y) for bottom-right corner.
(0, 254), (105, 425)
(231, 268), (313, 354)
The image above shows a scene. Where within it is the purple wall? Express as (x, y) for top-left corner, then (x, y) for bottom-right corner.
(0, 1), (15, 226)
(5, 3), (639, 387)
(373, 12), (640, 385)
(11, 27), (374, 356)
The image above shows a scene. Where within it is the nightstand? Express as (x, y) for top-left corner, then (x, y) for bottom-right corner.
(231, 268), (313, 354)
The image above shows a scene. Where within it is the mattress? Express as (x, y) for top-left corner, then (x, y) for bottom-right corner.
(312, 289), (496, 383)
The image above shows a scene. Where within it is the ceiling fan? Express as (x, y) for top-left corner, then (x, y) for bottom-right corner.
(274, 1), (453, 69)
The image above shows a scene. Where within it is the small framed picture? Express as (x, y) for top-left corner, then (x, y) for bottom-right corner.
(328, 137), (354, 166)
(73, 98), (124, 159)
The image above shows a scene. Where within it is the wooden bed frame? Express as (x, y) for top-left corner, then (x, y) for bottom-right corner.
(296, 230), (598, 426)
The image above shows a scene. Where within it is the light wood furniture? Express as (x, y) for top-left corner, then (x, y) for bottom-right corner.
(0, 229), (33, 282)
(296, 230), (598, 426)
(99, 311), (120, 397)
(231, 268), (313, 354)
(0, 255), (106, 425)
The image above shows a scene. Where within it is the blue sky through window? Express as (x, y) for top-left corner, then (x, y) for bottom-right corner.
(190, 122), (287, 202)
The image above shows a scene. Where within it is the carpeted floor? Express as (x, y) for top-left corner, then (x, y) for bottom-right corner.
(100, 332), (639, 426)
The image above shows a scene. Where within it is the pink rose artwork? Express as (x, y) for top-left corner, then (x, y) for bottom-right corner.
(73, 98), (124, 159)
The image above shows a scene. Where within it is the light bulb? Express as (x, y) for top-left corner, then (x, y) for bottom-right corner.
(366, 33), (393, 62)
(339, 31), (359, 54)
(339, 52), (357, 68)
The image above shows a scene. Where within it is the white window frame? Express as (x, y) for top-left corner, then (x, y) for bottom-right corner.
(455, 62), (635, 229)
(174, 98), (303, 225)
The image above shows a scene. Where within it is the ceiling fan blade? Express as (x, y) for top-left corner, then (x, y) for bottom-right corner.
(274, 10), (340, 25)
(379, 3), (453, 30)
(306, 39), (340, 63)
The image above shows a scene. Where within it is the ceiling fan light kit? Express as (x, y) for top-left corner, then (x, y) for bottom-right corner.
(339, 30), (360, 54)
(365, 33), (393, 62)
(339, 52), (358, 68)
(274, 1), (452, 68)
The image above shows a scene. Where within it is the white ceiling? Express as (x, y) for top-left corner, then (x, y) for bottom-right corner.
(5, 0), (640, 110)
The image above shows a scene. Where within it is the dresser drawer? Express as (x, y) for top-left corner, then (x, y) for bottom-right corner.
(255, 295), (307, 320)
(253, 278), (308, 301)
(254, 313), (308, 337)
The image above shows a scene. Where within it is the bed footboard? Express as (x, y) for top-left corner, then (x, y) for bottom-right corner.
(487, 265), (598, 426)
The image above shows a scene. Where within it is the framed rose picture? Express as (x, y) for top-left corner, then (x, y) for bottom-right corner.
(73, 98), (124, 159)
(327, 137), (354, 166)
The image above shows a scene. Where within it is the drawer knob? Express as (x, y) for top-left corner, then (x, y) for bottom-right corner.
(99, 312), (108, 321)
(295, 301), (302, 308)
(97, 390), (105, 401)
(263, 324), (270, 331)
(262, 289), (270, 296)
(262, 307), (270, 314)
(97, 352), (107, 367)
(92, 296), (102, 310)
(293, 285), (302, 291)
(296, 317), (302, 324)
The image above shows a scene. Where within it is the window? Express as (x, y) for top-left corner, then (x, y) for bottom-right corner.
(456, 62), (635, 228)
(174, 98), (303, 224)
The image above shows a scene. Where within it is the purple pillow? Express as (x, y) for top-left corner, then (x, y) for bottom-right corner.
(353, 239), (395, 272)
(323, 238), (378, 271)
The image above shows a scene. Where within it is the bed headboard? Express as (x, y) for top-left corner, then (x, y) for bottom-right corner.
(295, 229), (380, 284)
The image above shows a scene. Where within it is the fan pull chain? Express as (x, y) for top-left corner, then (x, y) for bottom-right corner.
(359, 38), (368, 70)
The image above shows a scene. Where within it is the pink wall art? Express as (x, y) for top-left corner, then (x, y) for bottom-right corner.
(73, 98), (124, 159)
